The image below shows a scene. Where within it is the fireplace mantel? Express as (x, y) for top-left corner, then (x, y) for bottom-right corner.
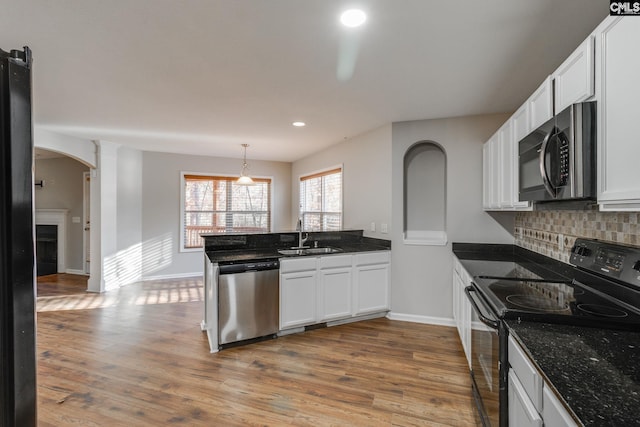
(35, 209), (68, 273)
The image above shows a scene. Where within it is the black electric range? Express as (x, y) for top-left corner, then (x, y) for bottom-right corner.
(465, 239), (640, 427)
(471, 239), (640, 331)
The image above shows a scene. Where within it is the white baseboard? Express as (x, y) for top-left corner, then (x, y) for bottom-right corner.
(141, 272), (203, 282)
(64, 269), (89, 276)
(386, 311), (455, 327)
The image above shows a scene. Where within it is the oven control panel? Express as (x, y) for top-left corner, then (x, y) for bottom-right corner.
(571, 239), (640, 287)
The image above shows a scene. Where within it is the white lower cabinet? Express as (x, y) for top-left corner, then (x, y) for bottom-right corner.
(542, 384), (577, 427)
(318, 255), (353, 321)
(280, 257), (318, 329)
(280, 251), (390, 331)
(353, 252), (391, 316)
(452, 256), (472, 368)
(509, 370), (543, 427)
(509, 335), (578, 427)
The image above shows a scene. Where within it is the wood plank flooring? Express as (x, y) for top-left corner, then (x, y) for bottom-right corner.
(36, 275), (477, 426)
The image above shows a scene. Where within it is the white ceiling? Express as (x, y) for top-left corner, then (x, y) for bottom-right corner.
(2, 1), (608, 162)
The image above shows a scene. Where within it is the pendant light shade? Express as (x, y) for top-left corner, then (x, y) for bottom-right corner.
(237, 144), (255, 185)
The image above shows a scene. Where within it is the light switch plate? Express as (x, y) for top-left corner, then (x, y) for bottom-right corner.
(381, 223), (388, 233)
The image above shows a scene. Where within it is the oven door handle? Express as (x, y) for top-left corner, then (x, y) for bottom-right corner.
(465, 286), (500, 329)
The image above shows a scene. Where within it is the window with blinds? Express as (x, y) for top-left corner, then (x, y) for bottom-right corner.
(182, 174), (271, 249)
(299, 167), (342, 231)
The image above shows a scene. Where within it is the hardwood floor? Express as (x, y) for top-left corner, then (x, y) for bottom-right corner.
(36, 275), (477, 426)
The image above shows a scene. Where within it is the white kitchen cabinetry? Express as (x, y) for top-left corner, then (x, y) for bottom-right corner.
(508, 371), (543, 427)
(528, 76), (554, 130)
(542, 385), (577, 427)
(512, 103), (530, 143)
(595, 17), (640, 211)
(499, 121), (514, 209)
(280, 257), (318, 329)
(280, 251), (391, 331)
(318, 255), (353, 321)
(509, 335), (578, 427)
(353, 251), (391, 315)
(452, 256), (471, 368)
(482, 139), (495, 209)
(553, 36), (595, 113)
(482, 121), (530, 211)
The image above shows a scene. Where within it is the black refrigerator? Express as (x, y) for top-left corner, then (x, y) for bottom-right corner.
(0, 46), (37, 426)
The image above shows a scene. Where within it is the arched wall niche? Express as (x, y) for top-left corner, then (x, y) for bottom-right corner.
(403, 140), (447, 245)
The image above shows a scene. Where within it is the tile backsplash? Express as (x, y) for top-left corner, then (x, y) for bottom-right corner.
(515, 209), (639, 264)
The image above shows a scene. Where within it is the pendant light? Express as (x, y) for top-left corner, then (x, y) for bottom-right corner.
(237, 144), (255, 185)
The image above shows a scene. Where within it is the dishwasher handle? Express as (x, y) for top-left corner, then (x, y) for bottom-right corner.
(218, 260), (280, 274)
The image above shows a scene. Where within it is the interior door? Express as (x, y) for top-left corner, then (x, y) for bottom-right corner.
(83, 171), (90, 274)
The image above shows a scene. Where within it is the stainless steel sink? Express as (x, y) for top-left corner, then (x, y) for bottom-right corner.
(305, 247), (342, 254)
(277, 247), (342, 256)
(277, 249), (307, 256)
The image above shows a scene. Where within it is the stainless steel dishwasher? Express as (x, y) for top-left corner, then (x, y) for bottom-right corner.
(217, 259), (280, 348)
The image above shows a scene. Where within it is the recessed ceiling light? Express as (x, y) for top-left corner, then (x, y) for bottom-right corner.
(292, 121), (306, 127)
(340, 9), (366, 28)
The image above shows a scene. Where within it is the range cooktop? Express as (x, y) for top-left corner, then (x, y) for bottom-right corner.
(472, 239), (640, 331)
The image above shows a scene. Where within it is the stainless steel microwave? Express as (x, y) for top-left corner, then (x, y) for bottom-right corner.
(519, 101), (596, 203)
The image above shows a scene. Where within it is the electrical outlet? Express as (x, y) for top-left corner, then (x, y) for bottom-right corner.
(381, 223), (388, 234)
(370, 222), (376, 232)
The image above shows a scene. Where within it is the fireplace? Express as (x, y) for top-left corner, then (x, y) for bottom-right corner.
(36, 225), (57, 276)
(35, 209), (68, 275)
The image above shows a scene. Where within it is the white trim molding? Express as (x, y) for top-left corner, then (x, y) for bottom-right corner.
(35, 209), (68, 273)
(386, 311), (455, 327)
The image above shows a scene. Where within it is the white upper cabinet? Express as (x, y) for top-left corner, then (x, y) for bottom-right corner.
(528, 76), (554, 130)
(483, 118), (530, 211)
(595, 17), (640, 211)
(553, 36), (595, 114)
(512, 103), (530, 143)
(483, 133), (499, 210)
(482, 141), (493, 210)
(499, 122), (514, 209)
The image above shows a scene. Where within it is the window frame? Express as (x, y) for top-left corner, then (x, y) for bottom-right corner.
(180, 171), (274, 252)
(298, 165), (344, 232)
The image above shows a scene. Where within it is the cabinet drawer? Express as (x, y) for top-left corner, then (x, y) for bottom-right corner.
(542, 386), (577, 427)
(354, 251), (390, 266)
(319, 254), (352, 269)
(508, 370), (543, 427)
(508, 335), (543, 412)
(280, 257), (317, 273)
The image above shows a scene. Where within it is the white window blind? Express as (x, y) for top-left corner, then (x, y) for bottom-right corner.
(183, 175), (271, 248)
(299, 168), (342, 231)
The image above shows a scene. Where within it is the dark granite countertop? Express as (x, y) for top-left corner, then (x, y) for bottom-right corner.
(453, 242), (640, 426)
(507, 320), (640, 427)
(205, 231), (390, 264)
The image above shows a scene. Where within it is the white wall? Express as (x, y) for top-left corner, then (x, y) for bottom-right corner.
(34, 157), (89, 271)
(391, 114), (515, 321)
(115, 146), (143, 285)
(141, 151), (292, 279)
(291, 124), (392, 238)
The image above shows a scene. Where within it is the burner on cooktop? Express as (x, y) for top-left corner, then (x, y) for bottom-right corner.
(576, 304), (629, 318)
(505, 294), (570, 312)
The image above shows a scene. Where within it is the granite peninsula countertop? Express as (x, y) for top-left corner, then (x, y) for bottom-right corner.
(453, 242), (640, 426)
(204, 230), (390, 264)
